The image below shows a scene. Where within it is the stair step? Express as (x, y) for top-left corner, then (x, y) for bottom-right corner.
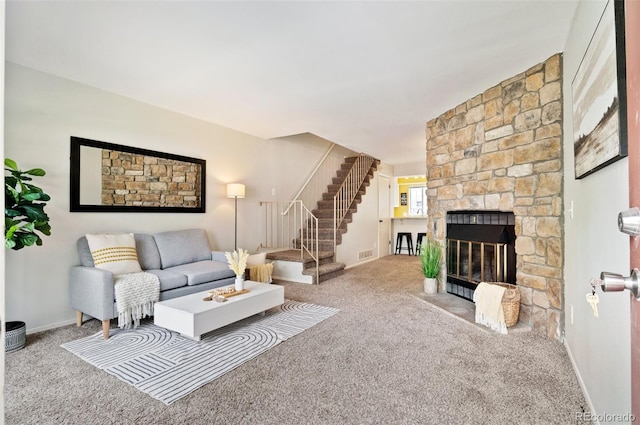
(317, 267), (345, 284)
(302, 261), (344, 274)
(321, 191), (365, 201)
(294, 239), (337, 251)
(266, 249), (334, 265)
(303, 220), (347, 230)
(328, 180), (371, 191)
(341, 157), (358, 168)
(341, 162), (376, 173)
(311, 221), (349, 231)
(295, 238), (342, 250)
(317, 199), (361, 209)
(317, 218), (350, 228)
(332, 176), (371, 186)
(302, 261), (346, 284)
(312, 208), (356, 219)
(301, 228), (346, 238)
(336, 169), (350, 179)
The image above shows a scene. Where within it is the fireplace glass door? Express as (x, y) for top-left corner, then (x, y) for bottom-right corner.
(447, 239), (507, 284)
(446, 211), (516, 301)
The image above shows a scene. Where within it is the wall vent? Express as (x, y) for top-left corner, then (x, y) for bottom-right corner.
(358, 249), (374, 260)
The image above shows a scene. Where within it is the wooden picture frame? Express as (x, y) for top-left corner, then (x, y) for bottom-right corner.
(572, 0), (627, 179)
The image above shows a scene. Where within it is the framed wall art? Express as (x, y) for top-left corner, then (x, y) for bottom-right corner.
(572, 0), (627, 179)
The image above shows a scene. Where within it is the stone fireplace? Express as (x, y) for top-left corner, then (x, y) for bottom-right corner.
(425, 54), (563, 340)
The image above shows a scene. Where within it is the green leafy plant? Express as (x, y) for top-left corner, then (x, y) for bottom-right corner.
(5, 158), (52, 250)
(419, 238), (442, 279)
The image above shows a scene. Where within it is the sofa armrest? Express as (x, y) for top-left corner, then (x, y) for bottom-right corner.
(69, 266), (116, 321)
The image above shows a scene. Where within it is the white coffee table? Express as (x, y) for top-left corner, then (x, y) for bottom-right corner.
(153, 281), (284, 341)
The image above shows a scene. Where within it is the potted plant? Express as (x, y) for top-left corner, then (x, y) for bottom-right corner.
(225, 248), (249, 291)
(419, 238), (441, 294)
(4, 158), (52, 352)
(5, 158), (52, 250)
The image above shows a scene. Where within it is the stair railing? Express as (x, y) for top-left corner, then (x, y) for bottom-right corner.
(259, 200), (319, 284)
(333, 153), (377, 253)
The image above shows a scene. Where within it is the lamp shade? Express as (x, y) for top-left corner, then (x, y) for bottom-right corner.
(226, 183), (245, 198)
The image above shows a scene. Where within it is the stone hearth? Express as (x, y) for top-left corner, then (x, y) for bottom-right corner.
(425, 54), (563, 340)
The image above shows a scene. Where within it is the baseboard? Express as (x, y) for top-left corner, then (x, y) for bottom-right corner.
(345, 256), (378, 269)
(564, 339), (598, 423)
(25, 318), (76, 335)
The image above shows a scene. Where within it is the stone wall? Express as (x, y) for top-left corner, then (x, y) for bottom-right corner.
(101, 150), (202, 208)
(426, 54), (563, 340)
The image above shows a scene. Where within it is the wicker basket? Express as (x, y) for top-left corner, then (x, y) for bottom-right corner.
(494, 283), (520, 327)
(6, 321), (26, 353)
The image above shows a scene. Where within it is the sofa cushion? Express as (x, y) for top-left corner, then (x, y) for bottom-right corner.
(247, 252), (267, 267)
(77, 237), (95, 267)
(211, 251), (228, 263)
(77, 233), (161, 270)
(154, 229), (212, 269)
(145, 269), (188, 292)
(85, 233), (142, 276)
(165, 260), (235, 286)
(135, 234), (162, 270)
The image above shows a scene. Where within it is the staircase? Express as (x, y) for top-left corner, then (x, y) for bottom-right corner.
(264, 154), (379, 284)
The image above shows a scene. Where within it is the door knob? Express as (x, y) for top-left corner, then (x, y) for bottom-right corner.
(618, 207), (640, 237)
(599, 269), (640, 298)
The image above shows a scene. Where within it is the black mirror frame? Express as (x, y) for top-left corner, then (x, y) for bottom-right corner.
(70, 136), (206, 213)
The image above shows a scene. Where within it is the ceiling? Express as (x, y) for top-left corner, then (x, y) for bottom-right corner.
(5, 1), (578, 165)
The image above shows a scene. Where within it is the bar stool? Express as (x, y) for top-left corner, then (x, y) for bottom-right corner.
(415, 232), (427, 256)
(395, 232), (414, 255)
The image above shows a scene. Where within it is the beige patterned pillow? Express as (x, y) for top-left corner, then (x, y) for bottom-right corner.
(85, 233), (142, 275)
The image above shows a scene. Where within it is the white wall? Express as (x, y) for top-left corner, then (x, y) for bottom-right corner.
(337, 162), (394, 267)
(563, 0), (631, 417)
(4, 63), (339, 332)
(393, 161), (425, 176)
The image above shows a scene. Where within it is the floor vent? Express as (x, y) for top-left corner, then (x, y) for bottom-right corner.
(358, 249), (373, 260)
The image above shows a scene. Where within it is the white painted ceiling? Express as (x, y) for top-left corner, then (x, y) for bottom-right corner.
(5, 1), (578, 165)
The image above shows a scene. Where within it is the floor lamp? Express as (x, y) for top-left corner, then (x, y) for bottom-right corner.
(227, 183), (245, 251)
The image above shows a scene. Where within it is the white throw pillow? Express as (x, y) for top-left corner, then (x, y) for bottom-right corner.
(86, 233), (142, 276)
(247, 252), (267, 267)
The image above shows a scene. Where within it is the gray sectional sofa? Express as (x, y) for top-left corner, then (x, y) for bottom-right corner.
(70, 228), (235, 338)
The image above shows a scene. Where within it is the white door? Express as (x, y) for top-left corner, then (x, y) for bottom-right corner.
(378, 175), (391, 257)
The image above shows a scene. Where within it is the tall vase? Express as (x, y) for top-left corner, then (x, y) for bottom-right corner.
(235, 276), (245, 291)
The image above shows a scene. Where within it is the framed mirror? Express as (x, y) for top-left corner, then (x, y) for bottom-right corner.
(70, 137), (206, 213)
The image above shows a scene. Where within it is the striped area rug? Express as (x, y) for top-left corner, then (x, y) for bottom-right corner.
(62, 300), (339, 405)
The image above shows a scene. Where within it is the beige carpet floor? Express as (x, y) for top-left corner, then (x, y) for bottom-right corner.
(6, 254), (587, 424)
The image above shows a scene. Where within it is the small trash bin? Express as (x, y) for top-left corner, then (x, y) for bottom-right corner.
(6, 321), (26, 352)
